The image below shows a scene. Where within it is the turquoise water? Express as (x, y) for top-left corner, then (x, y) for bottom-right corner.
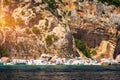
(0, 65), (120, 80)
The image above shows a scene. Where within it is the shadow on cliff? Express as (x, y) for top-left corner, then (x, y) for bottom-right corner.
(72, 28), (110, 48)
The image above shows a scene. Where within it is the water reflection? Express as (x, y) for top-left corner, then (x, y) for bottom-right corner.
(0, 65), (120, 80)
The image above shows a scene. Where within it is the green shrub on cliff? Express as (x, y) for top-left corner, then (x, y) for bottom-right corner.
(90, 49), (97, 55)
(75, 38), (91, 58)
(0, 47), (8, 57)
(98, 0), (120, 7)
(45, 34), (58, 46)
(44, 0), (57, 15)
(32, 27), (40, 35)
(45, 35), (53, 46)
(25, 28), (31, 34)
(79, 0), (84, 2)
(44, 0), (62, 18)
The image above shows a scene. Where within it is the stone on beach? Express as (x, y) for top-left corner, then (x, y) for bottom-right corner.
(116, 54), (120, 63)
(1, 57), (10, 63)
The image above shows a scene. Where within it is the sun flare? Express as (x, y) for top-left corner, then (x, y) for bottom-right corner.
(0, 11), (5, 27)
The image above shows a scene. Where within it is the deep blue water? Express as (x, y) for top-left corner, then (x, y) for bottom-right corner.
(0, 65), (120, 80)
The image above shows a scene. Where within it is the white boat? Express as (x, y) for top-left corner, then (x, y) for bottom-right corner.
(55, 58), (63, 65)
(26, 60), (33, 65)
(64, 59), (75, 65)
(101, 58), (112, 65)
(3, 62), (15, 65)
(34, 60), (45, 65)
(72, 60), (81, 65)
(92, 63), (101, 65)
(0, 59), (3, 65)
(47, 62), (56, 65)
(0, 59), (2, 63)
(111, 60), (118, 64)
(84, 58), (92, 65)
(78, 60), (85, 65)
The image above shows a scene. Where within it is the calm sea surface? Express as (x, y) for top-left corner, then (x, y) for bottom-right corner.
(0, 65), (120, 80)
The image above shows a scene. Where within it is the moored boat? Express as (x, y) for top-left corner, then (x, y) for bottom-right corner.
(0, 59), (3, 65)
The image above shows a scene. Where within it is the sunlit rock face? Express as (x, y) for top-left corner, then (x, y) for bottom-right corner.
(92, 40), (114, 59)
(0, 0), (120, 59)
(0, 0), (76, 59)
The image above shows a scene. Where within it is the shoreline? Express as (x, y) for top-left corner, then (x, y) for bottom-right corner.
(0, 55), (119, 66)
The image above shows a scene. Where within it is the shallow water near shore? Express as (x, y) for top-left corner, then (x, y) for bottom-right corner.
(0, 65), (120, 80)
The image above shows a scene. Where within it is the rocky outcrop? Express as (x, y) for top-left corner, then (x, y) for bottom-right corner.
(0, 0), (76, 59)
(116, 54), (120, 62)
(1, 57), (10, 63)
(113, 27), (120, 59)
(93, 40), (114, 59)
(68, 0), (118, 59)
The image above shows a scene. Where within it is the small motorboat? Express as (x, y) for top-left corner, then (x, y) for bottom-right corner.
(0, 59), (3, 65)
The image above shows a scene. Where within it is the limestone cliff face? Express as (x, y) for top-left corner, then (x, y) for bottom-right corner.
(0, 0), (75, 59)
(113, 27), (120, 59)
(67, 0), (119, 59)
(0, 0), (120, 59)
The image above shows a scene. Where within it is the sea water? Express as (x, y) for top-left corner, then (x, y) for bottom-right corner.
(0, 65), (120, 80)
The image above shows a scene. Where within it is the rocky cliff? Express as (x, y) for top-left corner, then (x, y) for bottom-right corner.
(0, 0), (120, 59)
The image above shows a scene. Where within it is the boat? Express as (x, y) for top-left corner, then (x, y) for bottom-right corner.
(3, 62), (15, 65)
(64, 59), (75, 65)
(26, 60), (33, 65)
(0, 59), (3, 65)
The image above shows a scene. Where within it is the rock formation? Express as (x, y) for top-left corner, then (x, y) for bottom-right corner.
(0, 0), (120, 59)
(113, 26), (120, 59)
